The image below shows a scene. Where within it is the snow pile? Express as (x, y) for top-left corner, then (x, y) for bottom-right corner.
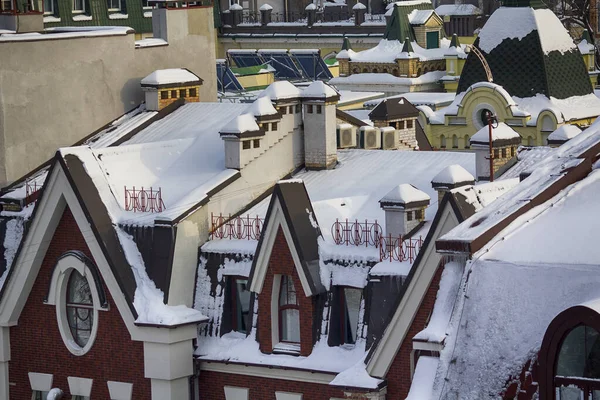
(513, 93), (600, 125)
(0, 218), (25, 291)
(259, 3), (272, 10)
(117, 228), (206, 325)
(470, 122), (521, 144)
(249, 96), (278, 117)
(305, 3), (317, 10)
(201, 239), (258, 255)
(302, 81), (339, 99)
(452, 178), (520, 213)
(220, 257), (253, 278)
(329, 355), (384, 389)
(195, 257), (225, 336)
(380, 183), (430, 206)
(578, 38), (595, 54)
(352, 2), (366, 9)
(407, 9), (434, 24)
(413, 262), (462, 342)
(432, 164), (475, 186)
(548, 124), (582, 142)
(319, 259), (371, 290)
(369, 260), (412, 276)
(406, 356), (440, 400)
(220, 113), (260, 134)
(259, 81), (302, 100)
(336, 49), (356, 59)
(435, 4), (481, 16)
(477, 7), (576, 55)
(347, 38), (454, 63)
(386, 0), (431, 8)
(141, 68), (199, 86)
(229, 3), (242, 10)
(329, 71), (445, 86)
(197, 332), (368, 374)
(498, 146), (554, 180)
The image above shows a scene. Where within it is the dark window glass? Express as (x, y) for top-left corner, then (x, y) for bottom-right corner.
(279, 276), (299, 343)
(337, 287), (362, 344)
(295, 104), (301, 113)
(189, 87), (197, 97)
(253, 139), (260, 148)
(161, 91), (168, 99)
(289, 106), (294, 114)
(494, 149), (500, 158)
(180, 89), (186, 98)
(171, 90), (177, 98)
(280, 107), (287, 115)
(317, 105), (322, 114)
(66, 270), (93, 348)
(407, 211), (413, 221)
(242, 141), (251, 150)
(398, 120), (405, 129)
(307, 105), (313, 114)
(272, 122), (278, 130)
(407, 119), (413, 129)
(231, 278), (251, 333)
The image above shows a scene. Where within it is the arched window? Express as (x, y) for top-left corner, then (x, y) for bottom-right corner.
(279, 276), (300, 343)
(554, 325), (600, 398)
(372, 68), (378, 73)
(528, 136), (535, 146)
(66, 270), (94, 348)
(362, 68), (368, 73)
(382, 68), (388, 74)
(392, 68), (399, 77)
(464, 135), (470, 149)
(440, 135), (446, 148)
(452, 135), (458, 148)
(352, 68), (359, 74)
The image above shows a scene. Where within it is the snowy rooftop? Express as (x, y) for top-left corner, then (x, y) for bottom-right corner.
(498, 146), (555, 180)
(408, 9), (434, 25)
(364, 92), (455, 109)
(347, 38), (465, 63)
(0, 26), (132, 42)
(248, 96), (278, 117)
(477, 7), (576, 55)
(548, 124), (582, 142)
(432, 168), (600, 399)
(380, 183), (430, 206)
(141, 68), (200, 86)
(220, 113), (261, 134)
(329, 71), (445, 88)
(431, 164), (475, 185)
(470, 122), (521, 144)
(258, 80), (302, 100)
(301, 81), (340, 99)
(434, 4), (481, 16)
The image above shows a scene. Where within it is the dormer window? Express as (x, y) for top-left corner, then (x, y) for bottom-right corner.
(279, 275), (300, 344)
(337, 287), (362, 345)
(231, 278), (251, 333)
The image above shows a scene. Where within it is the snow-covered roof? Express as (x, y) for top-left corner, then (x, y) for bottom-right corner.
(434, 3), (481, 16)
(347, 37), (460, 63)
(301, 81), (340, 99)
(229, 3), (242, 10)
(258, 3), (272, 10)
(405, 356), (439, 400)
(336, 49), (357, 60)
(548, 124), (582, 142)
(477, 7), (576, 55)
(433, 168), (600, 399)
(365, 92), (455, 109)
(258, 80), (302, 101)
(329, 70), (445, 87)
(470, 122), (521, 144)
(578, 38), (595, 54)
(352, 2), (366, 9)
(432, 164), (475, 186)
(380, 183), (431, 206)
(141, 68), (201, 86)
(305, 3), (317, 10)
(498, 146), (555, 180)
(386, 0), (431, 8)
(248, 96), (278, 117)
(407, 9), (434, 25)
(220, 113), (261, 134)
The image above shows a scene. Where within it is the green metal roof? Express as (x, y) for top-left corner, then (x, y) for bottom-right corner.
(384, 2), (433, 42)
(342, 36), (352, 51)
(457, 8), (592, 99)
(450, 33), (460, 48)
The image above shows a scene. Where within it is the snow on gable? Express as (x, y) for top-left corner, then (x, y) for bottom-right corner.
(406, 356), (440, 400)
(548, 124), (582, 142)
(380, 183), (430, 206)
(477, 7), (576, 55)
(248, 96), (278, 117)
(220, 113), (260, 134)
(470, 122), (521, 144)
(301, 81), (339, 99)
(258, 80), (302, 101)
(141, 68), (200, 86)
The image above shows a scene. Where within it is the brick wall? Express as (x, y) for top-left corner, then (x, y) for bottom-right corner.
(257, 227), (315, 356)
(198, 369), (346, 400)
(9, 207), (150, 399)
(157, 84), (201, 110)
(384, 264), (444, 398)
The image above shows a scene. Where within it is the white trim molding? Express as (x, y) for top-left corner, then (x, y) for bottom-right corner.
(107, 381), (133, 400)
(28, 372), (53, 391)
(67, 376), (93, 396)
(367, 204), (460, 378)
(249, 198), (313, 296)
(224, 386), (249, 400)
(199, 361), (336, 385)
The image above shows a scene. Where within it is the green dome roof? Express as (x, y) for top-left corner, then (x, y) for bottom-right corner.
(457, 6), (592, 99)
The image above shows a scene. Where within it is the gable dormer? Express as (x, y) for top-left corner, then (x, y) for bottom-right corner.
(248, 180), (324, 356)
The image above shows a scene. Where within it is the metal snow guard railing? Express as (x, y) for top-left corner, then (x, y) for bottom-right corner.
(124, 186), (166, 213)
(379, 234), (424, 264)
(210, 212), (265, 240)
(332, 218), (383, 247)
(25, 179), (42, 206)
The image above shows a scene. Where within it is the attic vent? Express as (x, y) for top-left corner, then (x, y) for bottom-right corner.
(470, 216), (486, 227)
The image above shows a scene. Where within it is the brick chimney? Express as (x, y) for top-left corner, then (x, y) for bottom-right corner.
(379, 184), (430, 238)
(431, 165), (475, 204)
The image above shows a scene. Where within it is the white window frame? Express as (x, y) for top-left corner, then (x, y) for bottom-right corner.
(46, 254), (108, 356)
(1, 0), (13, 11)
(43, 0), (53, 14)
(72, 0), (85, 13)
(107, 0), (123, 12)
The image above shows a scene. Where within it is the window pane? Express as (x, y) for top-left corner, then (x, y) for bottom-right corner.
(557, 326), (600, 379)
(235, 279), (250, 333)
(556, 386), (583, 400)
(68, 270), (92, 305)
(281, 308), (300, 342)
(343, 288), (362, 344)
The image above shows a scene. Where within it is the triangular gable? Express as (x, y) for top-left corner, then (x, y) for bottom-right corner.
(366, 193), (464, 378)
(0, 155), (141, 336)
(248, 181), (323, 296)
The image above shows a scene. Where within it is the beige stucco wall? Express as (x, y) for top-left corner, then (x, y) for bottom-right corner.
(0, 6), (217, 185)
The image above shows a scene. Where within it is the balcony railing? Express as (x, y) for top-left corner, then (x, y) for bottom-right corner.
(379, 234), (423, 264)
(124, 186), (166, 213)
(332, 218), (383, 247)
(210, 213), (264, 240)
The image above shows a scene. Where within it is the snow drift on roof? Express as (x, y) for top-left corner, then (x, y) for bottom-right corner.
(408, 9), (434, 24)
(386, 0), (431, 8)
(380, 183), (430, 205)
(301, 81), (339, 98)
(435, 3), (481, 15)
(406, 356), (440, 400)
(432, 164), (475, 185)
(248, 96), (278, 117)
(259, 81), (302, 100)
(258, 3), (272, 10)
(348, 38), (455, 63)
(477, 7), (576, 55)
(220, 113), (260, 134)
(141, 68), (200, 86)
(548, 124), (582, 141)
(470, 122), (521, 144)
(352, 2), (366, 9)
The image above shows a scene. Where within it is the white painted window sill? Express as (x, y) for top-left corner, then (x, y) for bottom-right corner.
(108, 12), (128, 19)
(272, 342), (300, 355)
(72, 14), (92, 21)
(143, 10), (152, 17)
(43, 15), (60, 22)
